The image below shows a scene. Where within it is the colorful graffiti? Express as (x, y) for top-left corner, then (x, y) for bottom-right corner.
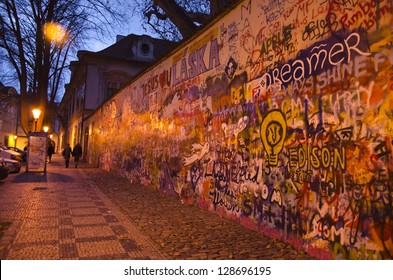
(87, 0), (393, 259)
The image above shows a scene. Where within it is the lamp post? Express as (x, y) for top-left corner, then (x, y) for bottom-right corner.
(13, 135), (17, 148)
(32, 109), (41, 132)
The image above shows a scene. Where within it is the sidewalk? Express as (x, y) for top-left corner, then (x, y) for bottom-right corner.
(0, 155), (164, 259)
(0, 154), (314, 260)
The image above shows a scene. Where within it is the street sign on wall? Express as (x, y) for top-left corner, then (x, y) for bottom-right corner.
(26, 132), (47, 173)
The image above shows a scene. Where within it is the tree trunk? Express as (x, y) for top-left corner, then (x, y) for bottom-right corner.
(153, 0), (198, 39)
(211, 0), (238, 15)
(3, 0), (30, 134)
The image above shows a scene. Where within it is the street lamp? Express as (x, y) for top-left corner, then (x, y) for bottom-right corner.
(32, 109), (41, 132)
(43, 126), (49, 133)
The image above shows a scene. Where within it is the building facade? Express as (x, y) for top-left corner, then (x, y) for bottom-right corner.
(0, 83), (26, 149)
(58, 34), (177, 156)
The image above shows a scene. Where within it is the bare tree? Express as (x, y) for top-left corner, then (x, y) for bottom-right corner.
(0, 0), (126, 133)
(131, 0), (238, 41)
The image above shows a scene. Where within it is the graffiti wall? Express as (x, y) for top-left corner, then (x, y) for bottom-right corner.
(87, 0), (393, 259)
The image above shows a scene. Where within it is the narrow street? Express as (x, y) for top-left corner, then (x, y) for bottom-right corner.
(0, 154), (314, 260)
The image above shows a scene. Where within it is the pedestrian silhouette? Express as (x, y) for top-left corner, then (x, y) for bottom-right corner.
(73, 143), (82, 168)
(62, 143), (72, 168)
(47, 144), (54, 163)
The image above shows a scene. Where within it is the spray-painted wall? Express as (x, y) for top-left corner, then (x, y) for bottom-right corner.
(86, 0), (393, 259)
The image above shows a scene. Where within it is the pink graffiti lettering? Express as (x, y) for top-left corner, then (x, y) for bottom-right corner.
(306, 245), (333, 260)
(172, 39), (220, 86)
(259, 225), (282, 240)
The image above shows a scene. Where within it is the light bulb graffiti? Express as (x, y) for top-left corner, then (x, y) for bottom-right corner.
(260, 110), (287, 166)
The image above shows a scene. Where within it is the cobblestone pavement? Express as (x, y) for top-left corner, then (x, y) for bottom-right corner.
(0, 154), (314, 260)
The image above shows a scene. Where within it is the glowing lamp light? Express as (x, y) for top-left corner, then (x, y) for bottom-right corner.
(13, 135), (17, 148)
(43, 126), (49, 133)
(32, 109), (41, 119)
(44, 22), (68, 44)
(32, 109), (41, 132)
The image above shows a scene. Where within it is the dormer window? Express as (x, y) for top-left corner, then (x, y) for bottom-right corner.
(141, 43), (150, 55)
(130, 37), (154, 61)
(138, 39), (153, 58)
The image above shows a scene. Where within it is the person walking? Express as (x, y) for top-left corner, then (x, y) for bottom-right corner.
(73, 143), (82, 168)
(47, 144), (54, 163)
(62, 143), (72, 168)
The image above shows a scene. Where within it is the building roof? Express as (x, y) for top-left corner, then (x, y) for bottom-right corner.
(0, 83), (18, 96)
(77, 34), (178, 63)
(61, 34), (178, 109)
(66, 33), (178, 83)
(99, 34), (177, 61)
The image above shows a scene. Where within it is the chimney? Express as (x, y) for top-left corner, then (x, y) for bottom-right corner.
(116, 35), (126, 42)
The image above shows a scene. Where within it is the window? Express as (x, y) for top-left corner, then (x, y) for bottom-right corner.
(4, 136), (9, 146)
(104, 71), (129, 101)
(72, 125), (77, 146)
(77, 83), (85, 111)
(70, 97), (74, 117)
(141, 43), (150, 55)
(106, 81), (121, 100)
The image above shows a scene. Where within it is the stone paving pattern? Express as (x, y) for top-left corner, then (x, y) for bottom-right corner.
(0, 155), (314, 260)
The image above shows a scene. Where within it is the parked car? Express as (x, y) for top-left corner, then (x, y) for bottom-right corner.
(6, 146), (27, 161)
(0, 147), (22, 162)
(0, 160), (8, 180)
(0, 157), (21, 173)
